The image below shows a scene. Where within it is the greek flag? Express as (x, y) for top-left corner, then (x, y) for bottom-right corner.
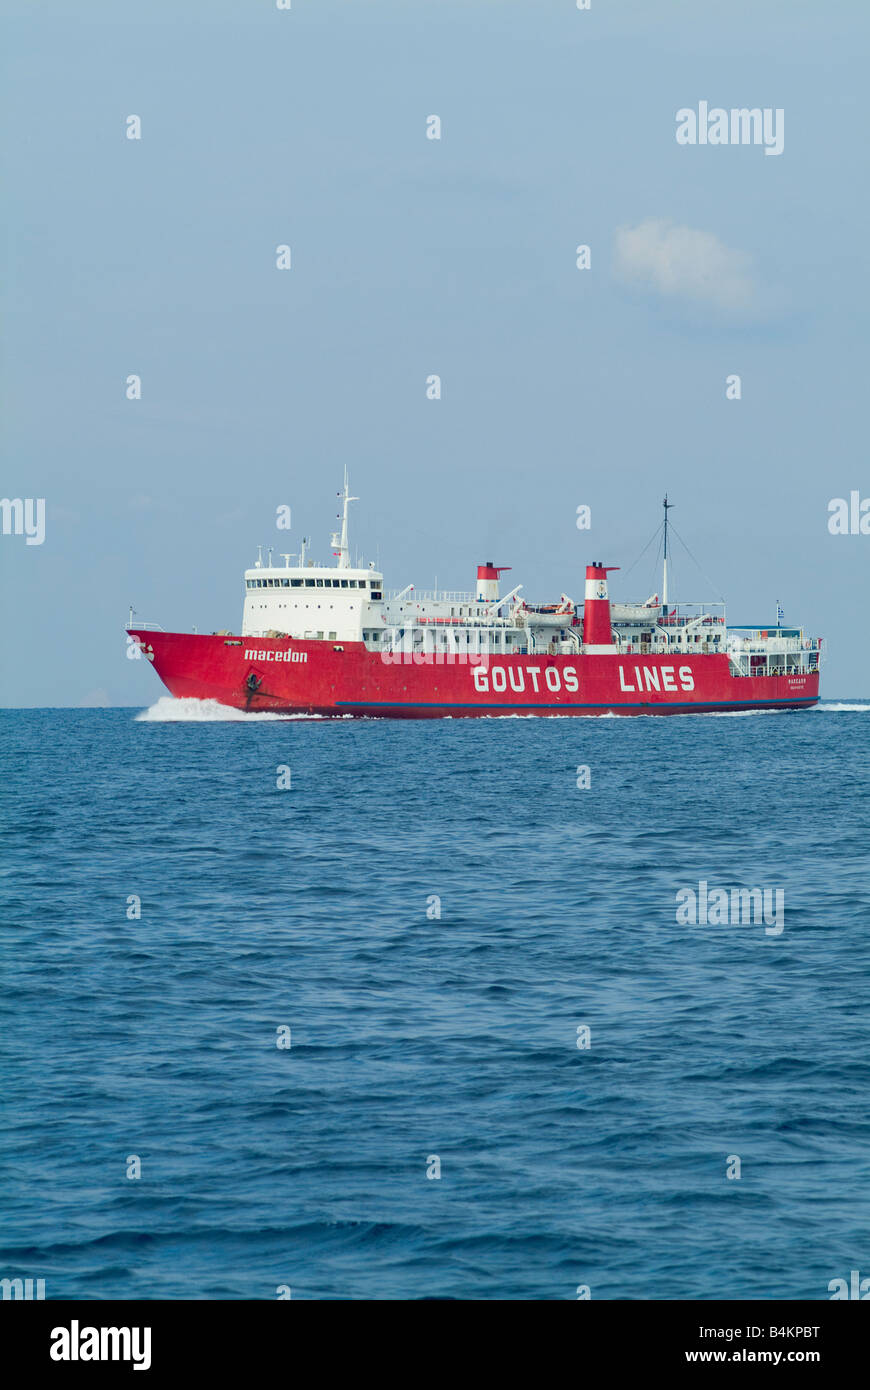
(776, 601), (784, 626)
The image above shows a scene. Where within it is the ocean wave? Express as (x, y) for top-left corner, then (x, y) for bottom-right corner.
(700, 707), (791, 718)
(135, 697), (321, 722)
(814, 702), (870, 712)
(5, 702), (870, 1301)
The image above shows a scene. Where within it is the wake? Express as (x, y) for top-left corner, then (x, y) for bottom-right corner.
(814, 702), (870, 712)
(135, 697), (322, 723)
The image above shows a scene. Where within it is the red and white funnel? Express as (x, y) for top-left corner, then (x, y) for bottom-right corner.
(476, 562), (511, 603)
(583, 563), (619, 650)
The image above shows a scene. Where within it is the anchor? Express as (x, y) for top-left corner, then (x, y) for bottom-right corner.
(244, 671), (263, 711)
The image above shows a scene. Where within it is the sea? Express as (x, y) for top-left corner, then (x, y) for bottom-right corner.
(2, 701), (869, 1300)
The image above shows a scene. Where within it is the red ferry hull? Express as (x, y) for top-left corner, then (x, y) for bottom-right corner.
(131, 631), (820, 717)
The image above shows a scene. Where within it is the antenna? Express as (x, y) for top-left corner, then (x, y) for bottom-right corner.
(662, 494), (674, 607)
(329, 467), (359, 570)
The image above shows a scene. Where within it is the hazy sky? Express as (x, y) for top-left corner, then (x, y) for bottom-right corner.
(2, 0), (867, 705)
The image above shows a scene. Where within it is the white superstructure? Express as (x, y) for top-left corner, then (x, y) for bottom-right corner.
(242, 474), (384, 641)
(238, 477), (822, 677)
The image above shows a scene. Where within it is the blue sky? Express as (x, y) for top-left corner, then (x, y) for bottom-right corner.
(1, 0), (867, 704)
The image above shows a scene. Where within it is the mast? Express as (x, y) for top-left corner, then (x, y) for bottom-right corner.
(330, 467), (359, 570)
(662, 494), (673, 607)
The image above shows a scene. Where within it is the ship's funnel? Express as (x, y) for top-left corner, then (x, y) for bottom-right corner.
(583, 563), (619, 647)
(476, 562), (511, 603)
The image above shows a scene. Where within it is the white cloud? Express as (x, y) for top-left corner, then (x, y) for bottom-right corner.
(614, 218), (758, 313)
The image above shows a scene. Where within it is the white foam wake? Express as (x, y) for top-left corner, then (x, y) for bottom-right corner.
(134, 697), (868, 723)
(814, 702), (870, 712)
(702, 707), (790, 718)
(135, 697), (318, 722)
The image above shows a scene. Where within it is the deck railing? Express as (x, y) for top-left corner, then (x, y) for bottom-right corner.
(385, 589), (476, 603)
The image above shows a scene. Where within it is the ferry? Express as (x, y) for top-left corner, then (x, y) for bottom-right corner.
(127, 480), (822, 717)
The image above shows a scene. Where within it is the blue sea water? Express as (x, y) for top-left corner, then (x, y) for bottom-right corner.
(2, 700), (869, 1301)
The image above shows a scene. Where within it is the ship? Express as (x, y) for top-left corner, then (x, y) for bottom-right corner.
(127, 479), (822, 717)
